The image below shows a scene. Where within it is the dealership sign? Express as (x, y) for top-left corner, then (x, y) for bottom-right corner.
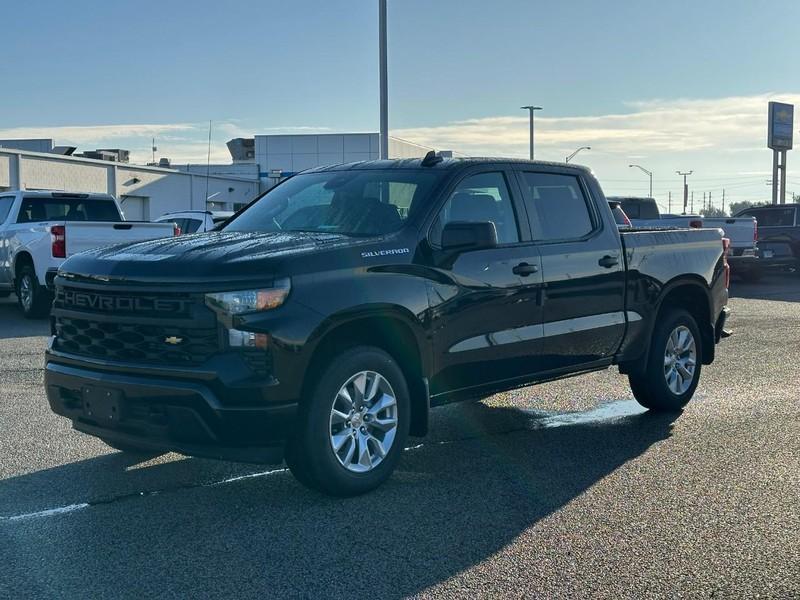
(768, 101), (794, 150)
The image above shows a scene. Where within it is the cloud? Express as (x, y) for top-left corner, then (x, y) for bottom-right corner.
(394, 92), (800, 158)
(0, 123), (197, 145)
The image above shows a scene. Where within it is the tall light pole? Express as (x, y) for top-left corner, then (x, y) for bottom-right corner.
(629, 164), (653, 198)
(677, 170), (692, 214)
(566, 146), (590, 163)
(378, 0), (388, 160)
(520, 106), (542, 160)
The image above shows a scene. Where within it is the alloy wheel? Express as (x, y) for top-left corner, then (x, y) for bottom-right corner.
(328, 370), (398, 473)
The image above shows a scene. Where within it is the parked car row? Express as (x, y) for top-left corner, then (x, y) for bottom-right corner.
(608, 196), (800, 282)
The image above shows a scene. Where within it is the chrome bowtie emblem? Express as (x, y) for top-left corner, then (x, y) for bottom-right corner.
(164, 336), (184, 345)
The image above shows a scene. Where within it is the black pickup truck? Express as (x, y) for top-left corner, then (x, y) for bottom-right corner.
(45, 156), (730, 496)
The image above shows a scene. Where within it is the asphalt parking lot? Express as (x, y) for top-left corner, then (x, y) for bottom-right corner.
(1, 275), (798, 599)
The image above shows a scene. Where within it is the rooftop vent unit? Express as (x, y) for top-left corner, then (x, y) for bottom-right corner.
(227, 137), (256, 162)
(52, 146), (77, 156)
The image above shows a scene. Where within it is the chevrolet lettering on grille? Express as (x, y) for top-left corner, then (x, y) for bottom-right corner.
(62, 290), (190, 314)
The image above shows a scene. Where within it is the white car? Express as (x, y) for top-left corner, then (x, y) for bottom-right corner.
(155, 210), (235, 234)
(0, 191), (177, 317)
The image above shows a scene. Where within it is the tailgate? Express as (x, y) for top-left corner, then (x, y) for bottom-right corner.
(703, 217), (756, 248)
(64, 222), (175, 256)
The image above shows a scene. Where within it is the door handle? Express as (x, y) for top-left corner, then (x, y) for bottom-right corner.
(598, 255), (619, 268)
(512, 262), (539, 276)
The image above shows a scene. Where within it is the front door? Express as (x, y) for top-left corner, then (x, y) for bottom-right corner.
(425, 169), (545, 397)
(515, 168), (626, 372)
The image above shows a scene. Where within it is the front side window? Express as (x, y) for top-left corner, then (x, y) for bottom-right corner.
(430, 171), (519, 245)
(17, 197), (120, 223)
(225, 170), (442, 237)
(0, 196), (14, 224)
(520, 172), (595, 241)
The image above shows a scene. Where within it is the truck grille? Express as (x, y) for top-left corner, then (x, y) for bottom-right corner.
(53, 317), (219, 365)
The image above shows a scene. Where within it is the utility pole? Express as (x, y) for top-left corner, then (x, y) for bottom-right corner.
(378, 0), (389, 160)
(668, 191), (672, 213)
(709, 191), (712, 212)
(703, 192), (706, 211)
(520, 106), (542, 160)
(722, 189), (726, 214)
(677, 171), (692, 214)
(691, 191), (694, 213)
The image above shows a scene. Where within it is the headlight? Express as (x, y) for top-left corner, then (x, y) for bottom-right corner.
(205, 278), (290, 315)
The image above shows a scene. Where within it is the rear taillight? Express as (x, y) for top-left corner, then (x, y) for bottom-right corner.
(51, 225), (66, 258)
(722, 237), (731, 289)
(173, 223), (181, 236)
(622, 212), (631, 227)
(753, 219), (758, 242)
(689, 219), (703, 228)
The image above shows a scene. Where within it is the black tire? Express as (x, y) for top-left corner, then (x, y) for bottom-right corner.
(16, 266), (52, 318)
(101, 438), (155, 455)
(286, 346), (410, 496)
(628, 308), (702, 412)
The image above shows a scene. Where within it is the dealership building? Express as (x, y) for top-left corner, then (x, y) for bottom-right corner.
(0, 134), (434, 220)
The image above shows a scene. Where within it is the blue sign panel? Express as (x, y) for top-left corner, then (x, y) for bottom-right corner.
(768, 101), (794, 150)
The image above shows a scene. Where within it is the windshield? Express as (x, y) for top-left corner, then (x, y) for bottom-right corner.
(225, 169), (442, 236)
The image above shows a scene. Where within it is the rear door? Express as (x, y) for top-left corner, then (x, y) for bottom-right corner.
(514, 168), (626, 371)
(426, 167), (545, 396)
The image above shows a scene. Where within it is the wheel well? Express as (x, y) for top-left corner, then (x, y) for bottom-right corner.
(304, 315), (429, 437)
(658, 283), (714, 364)
(13, 252), (34, 282)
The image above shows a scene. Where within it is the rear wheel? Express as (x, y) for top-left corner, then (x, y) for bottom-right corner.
(16, 266), (52, 318)
(628, 309), (702, 412)
(286, 346), (410, 496)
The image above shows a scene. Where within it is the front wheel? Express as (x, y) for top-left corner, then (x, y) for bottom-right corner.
(286, 346), (410, 496)
(628, 309), (702, 412)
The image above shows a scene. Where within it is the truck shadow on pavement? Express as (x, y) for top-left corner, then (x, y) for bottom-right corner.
(730, 272), (800, 303)
(0, 299), (51, 339)
(0, 400), (676, 598)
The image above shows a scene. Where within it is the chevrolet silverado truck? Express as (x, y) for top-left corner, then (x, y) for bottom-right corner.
(0, 191), (178, 317)
(45, 156), (730, 496)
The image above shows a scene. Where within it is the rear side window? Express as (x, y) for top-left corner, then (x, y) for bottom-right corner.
(430, 171), (520, 245)
(17, 197), (121, 223)
(0, 196), (14, 224)
(619, 198), (659, 219)
(745, 208), (796, 227)
(183, 218), (203, 233)
(519, 172), (595, 241)
(609, 203), (630, 226)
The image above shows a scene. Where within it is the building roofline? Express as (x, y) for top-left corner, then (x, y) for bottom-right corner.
(0, 147), (258, 183)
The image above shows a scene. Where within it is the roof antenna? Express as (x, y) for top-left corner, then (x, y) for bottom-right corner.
(421, 150), (443, 167)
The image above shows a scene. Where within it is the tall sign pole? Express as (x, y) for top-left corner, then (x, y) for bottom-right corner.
(768, 101), (794, 204)
(378, 0), (389, 160)
(677, 171), (692, 214)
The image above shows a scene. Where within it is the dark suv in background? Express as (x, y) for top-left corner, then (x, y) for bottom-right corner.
(735, 204), (800, 272)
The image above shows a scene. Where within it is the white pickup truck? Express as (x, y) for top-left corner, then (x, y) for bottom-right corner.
(0, 191), (177, 317)
(609, 196), (760, 281)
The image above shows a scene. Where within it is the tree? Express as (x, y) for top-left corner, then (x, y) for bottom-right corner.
(700, 206), (727, 217)
(728, 200), (768, 217)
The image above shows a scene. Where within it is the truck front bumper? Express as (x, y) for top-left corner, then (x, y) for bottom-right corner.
(45, 356), (297, 464)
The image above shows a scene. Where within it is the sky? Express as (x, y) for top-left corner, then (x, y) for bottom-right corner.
(2, 0), (800, 211)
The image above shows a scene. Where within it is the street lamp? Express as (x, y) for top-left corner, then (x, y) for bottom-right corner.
(520, 105), (542, 160)
(629, 164), (653, 198)
(566, 146), (590, 163)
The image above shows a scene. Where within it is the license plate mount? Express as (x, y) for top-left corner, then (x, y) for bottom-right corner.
(82, 386), (124, 426)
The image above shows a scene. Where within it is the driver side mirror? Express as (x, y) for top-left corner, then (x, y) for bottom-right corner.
(440, 221), (498, 252)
